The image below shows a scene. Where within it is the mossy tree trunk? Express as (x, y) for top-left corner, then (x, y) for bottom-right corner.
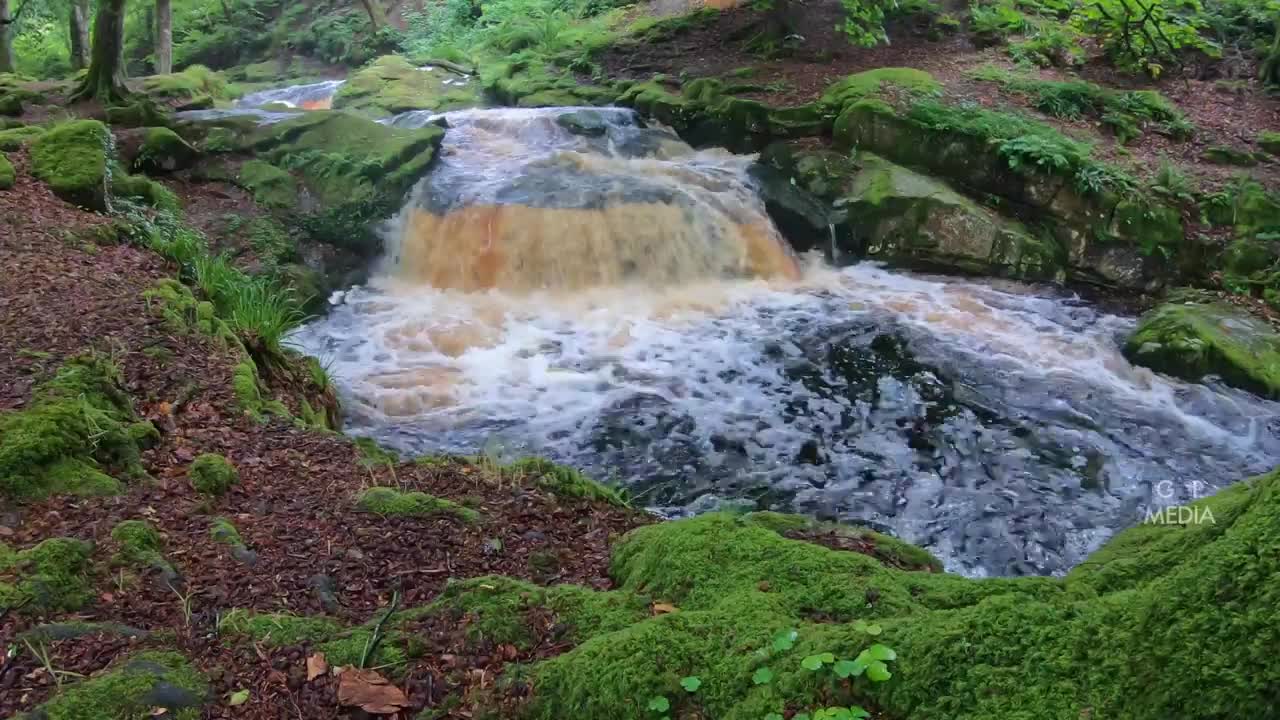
(0, 0), (16, 74)
(69, 0), (91, 71)
(359, 0), (387, 30)
(72, 0), (130, 103)
(154, 0), (171, 74)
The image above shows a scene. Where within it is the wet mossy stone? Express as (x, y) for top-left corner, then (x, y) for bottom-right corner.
(21, 650), (208, 720)
(0, 152), (13, 190)
(332, 55), (482, 117)
(556, 109), (611, 137)
(250, 111), (444, 255)
(357, 486), (481, 523)
(29, 119), (111, 210)
(134, 127), (198, 173)
(0, 356), (148, 499)
(0, 124), (43, 150)
(111, 172), (180, 211)
(1124, 300), (1280, 397)
(0, 537), (95, 613)
(236, 159), (297, 209)
(843, 153), (1059, 279)
(188, 453), (238, 496)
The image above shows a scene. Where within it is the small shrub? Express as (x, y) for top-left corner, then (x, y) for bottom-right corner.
(189, 453), (238, 497)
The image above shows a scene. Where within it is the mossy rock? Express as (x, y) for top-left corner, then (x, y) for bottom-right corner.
(249, 110), (444, 255)
(0, 537), (95, 613)
(482, 58), (612, 110)
(1124, 300), (1280, 397)
(819, 67), (940, 113)
(0, 124), (43, 150)
(843, 153), (1059, 279)
(110, 519), (180, 584)
(0, 356), (147, 499)
(134, 127), (199, 173)
(1201, 144), (1262, 166)
(0, 152), (13, 190)
(141, 65), (226, 109)
(189, 453), (238, 496)
(1259, 131), (1280, 157)
(105, 98), (174, 129)
(29, 120), (111, 210)
(22, 650), (208, 720)
(331, 55), (482, 117)
(236, 159), (298, 209)
(0, 92), (22, 116)
(357, 486), (480, 523)
(112, 172), (180, 211)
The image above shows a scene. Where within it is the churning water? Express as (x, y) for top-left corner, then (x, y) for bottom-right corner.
(292, 106), (1280, 577)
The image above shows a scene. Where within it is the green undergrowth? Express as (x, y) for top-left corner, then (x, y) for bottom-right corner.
(819, 68), (941, 112)
(0, 538), (95, 613)
(357, 486), (481, 524)
(0, 124), (45, 150)
(0, 355), (153, 499)
(218, 609), (408, 669)
(969, 66), (1193, 142)
(21, 650), (208, 720)
(503, 457), (628, 506)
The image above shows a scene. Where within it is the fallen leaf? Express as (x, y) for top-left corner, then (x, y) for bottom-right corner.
(228, 689), (250, 706)
(652, 602), (678, 615)
(337, 667), (410, 715)
(306, 652), (329, 681)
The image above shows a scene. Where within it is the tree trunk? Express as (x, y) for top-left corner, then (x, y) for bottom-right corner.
(359, 0), (387, 30)
(0, 0), (16, 74)
(72, 0), (130, 103)
(155, 0), (171, 74)
(69, 0), (91, 71)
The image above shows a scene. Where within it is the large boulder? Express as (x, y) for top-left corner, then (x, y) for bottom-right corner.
(29, 120), (111, 210)
(1124, 298), (1280, 397)
(841, 153), (1059, 278)
(332, 55), (482, 118)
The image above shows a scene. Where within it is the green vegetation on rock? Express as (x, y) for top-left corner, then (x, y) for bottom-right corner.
(24, 650), (208, 720)
(135, 127), (199, 173)
(0, 356), (149, 499)
(0, 125), (43, 150)
(332, 55), (482, 117)
(357, 486), (481, 523)
(1259, 131), (1280, 157)
(236, 159), (298, 209)
(29, 120), (112, 210)
(141, 65), (227, 109)
(504, 457), (628, 506)
(0, 152), (13, 189)
(188, 453), (239, 496)
(819, 68), (940, 111)
(0, 538), (95, 613)
(1124, 299), (1280, 397)
(112, 172), (180, 211)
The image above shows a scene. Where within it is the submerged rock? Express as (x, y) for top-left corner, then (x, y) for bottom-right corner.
(1125, 299), (1280, 397)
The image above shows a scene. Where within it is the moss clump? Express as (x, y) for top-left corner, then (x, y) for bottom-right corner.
(1124, 300), (1280, 397)
(229, 356), (289, 421)
(105, 98), (173, 128)
(29, 119), (111, 210)
(820, 68), (940, 112)
(135, 126), (198, 173)
(188, 453), (238, 496)
(1259, 131), (1280, 157)
(142, 279), (236, 342)
(112, 172), (180, 211)
(26, 650), (208, 720)
(236, 159), (297, 209)
(357, 486), (481, 524)
(503, 468), (1280, 720)
(0, 92), (22, 115)
(141, 65), (226, 108)
(0, 124), (43, 150)
(1201, 144), (1261, 166)
(355, 436), (399, 467)
(505, 457), (628, 507)
(209, 516), (243, 546)
(218, 609), (405, 666)
(0, 356), (147, 499)
(0, 151), (12, 189)
(109, 519), (172, 572)
(0, 537), (95, 613)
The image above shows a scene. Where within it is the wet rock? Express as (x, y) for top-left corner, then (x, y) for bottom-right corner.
(556, 110), (610, 137)
(1125, 298), (1280, 398)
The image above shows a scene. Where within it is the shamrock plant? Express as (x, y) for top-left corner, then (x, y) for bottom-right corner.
(754, 621), (897, 720)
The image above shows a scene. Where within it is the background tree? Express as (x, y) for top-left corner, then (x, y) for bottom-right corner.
(1, 0), (16, 72)
(359, 0), (386, 30)
(69, 0), (89, 69)
(72, 0), (128, 101)
(154, 0), (168, 72)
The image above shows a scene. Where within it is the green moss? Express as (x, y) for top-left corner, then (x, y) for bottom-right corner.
(332, 55), (482, 117)
(135, 126), (198, 173)
(0, 92), (22, 115)
(112, 172), (180, 211)
(27, 650), (208, 720)
(209, 517), (243, 546)
(820, 68), (940, 112)
(142, 65), (227, 107)
(236, 159), (297, 209)
(0, 537), (95, 613)
(1201, 145), (1261, 166)
(0, 151), (12, 189)
(29, 119), (111, 210)
(504, 457), (628, 506)
(1124, 300), (1280, 397)
(231, 357), (284, 421)
(142, 279), (236, 342)
(357, 486), (481, 524)
(1259, 131), (1280, 157)
(188, 453), (238, 497)
(0, 124), (43, 150)
(355, 436), (399, 467)
(0, 356), (145, 499)
(105, 98), (173, 128)
(109, 519), (170, 573)
(220, 609), (343, 644)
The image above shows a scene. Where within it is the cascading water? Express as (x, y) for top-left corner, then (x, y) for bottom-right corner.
(235, 80), (345, 110)
(294, 106), (1280, 577)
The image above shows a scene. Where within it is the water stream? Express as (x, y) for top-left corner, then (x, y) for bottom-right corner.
(268, 103), (1280, 577)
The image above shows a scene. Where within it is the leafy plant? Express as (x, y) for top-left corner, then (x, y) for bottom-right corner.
(1072, 0), (1217, 76)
